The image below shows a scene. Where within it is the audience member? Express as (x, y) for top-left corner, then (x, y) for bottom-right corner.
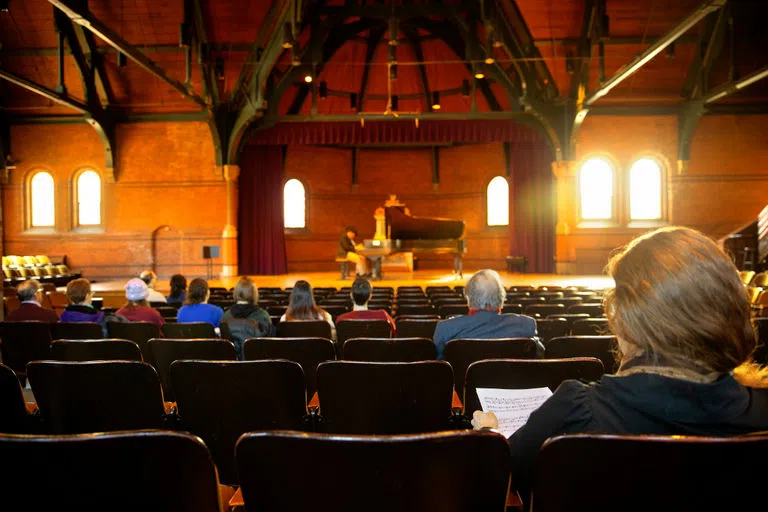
(115, 278), (165, 330)
(6, 279), (58, 322)
(280, 280), (336, 340)
(336, 277), (395, 335)
(473, 227), (768, 507)
(432, 269), (539, 359)
(221, 276), (275, 357)
(139, 270), (167, 304)
(166, 274), (187, 306)
(176, 278), (224, 328)
(59, 278), (104, 323)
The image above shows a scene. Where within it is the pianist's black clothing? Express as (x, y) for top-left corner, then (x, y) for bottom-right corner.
(337, 233), (357, 258)
(507, 363), (768, 506)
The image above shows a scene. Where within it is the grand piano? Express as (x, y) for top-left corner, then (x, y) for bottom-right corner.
(361, 195), (467, 279)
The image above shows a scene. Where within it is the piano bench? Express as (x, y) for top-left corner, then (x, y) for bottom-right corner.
(335, 258), (351, 280)
(506, 256), (527, 274)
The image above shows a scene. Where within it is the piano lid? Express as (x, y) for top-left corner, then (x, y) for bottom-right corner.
(385, 205), (465, 241)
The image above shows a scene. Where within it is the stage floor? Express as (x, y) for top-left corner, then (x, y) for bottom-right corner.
(91, 270), (614, 296)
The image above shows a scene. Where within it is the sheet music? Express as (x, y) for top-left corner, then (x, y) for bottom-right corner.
(475, 387), (553, 438)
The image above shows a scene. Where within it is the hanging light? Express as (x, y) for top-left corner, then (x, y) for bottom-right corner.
(350, 93), (358, 110)
(388, 18), (399, 46)
(389, 63), (398, 80)
(319, 81), (328, 99)
(461, 79), (470, 98)
(391, 95), (399, 112)
(303, 73), (313, 84)
(282, 22), (296, 49)
(291, 47), (301, 67)
(431, 91), (441, 110)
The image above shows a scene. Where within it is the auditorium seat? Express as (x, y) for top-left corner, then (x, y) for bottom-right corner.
(52, 321), (103, 340)
(106, 321), (161, 364)
(442, 338), (539, 399)
(162, 321), (217, 339)
(149, 338), (236, 402)
(501, 303), (524, 314)
(394, 304), (436, 316)
(50, 339), (143, 362)
(0, 321), (53, 387)
(27, 360), (168, 433)
(0, 430), (223, 511)
(523, 303), (566, 318)
(571, 317), (612, 335)
(750, 317), (768, 365)
(276, 320), (332, 340)
(567, 303), (605, 317)
(315, 360), (454, 434)
(171, 360), (308, 486)
(243, 337), (335, 399)
(546, 313), (591, 331)
(336, 319), (392, 353)
(342, 337), (437, 362)
(534, 317), (571, 345)
(153, 305), (178, 320)
(395, 317), (440, 339)
(462, 358), (605, 414)
(438, 304), (469, 318)
(530, 432), (768, 511)
(545, 336), (619, 374)
(0, 362), (38, 434)
(236, 430), (512, 512)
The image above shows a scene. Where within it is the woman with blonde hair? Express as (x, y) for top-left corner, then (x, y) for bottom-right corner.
(474, 226), (768, 506)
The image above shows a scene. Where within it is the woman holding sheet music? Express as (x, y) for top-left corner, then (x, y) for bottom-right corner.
(473, 226), (768, 507)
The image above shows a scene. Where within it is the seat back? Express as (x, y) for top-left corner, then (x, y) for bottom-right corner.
(50, 339), (143, 362)
(0, 363), (30, 433)
(443, 338), (539, 398)
(395, 304), (436, 316)
(243, 337), (335, 399)
(106, 321), (161, 363)
(571, 317), (612, 335)
(395, 317), (439, 339)
(162, 321), (217, 339)
(27, 361), (166, 434)
(463, 358), (605, 413)
(149, 338), (236, 401)
(0, 321), (52, 383)
(171, 360), (307, 485)
(316, 361), (453, 434)
(52, 321), (104, 340)
(535, 318), (570, 345)
(236, 429), (511, 512)
(545, 336), (619, 373)
(437, 304), (469, 318)
(751, 317), (768, 365)
(531, 432), (768, 512)
(336, 319), (392, 348)
(0, 430), (222, 511)
(276, 320), (332, 339)
(343, 337), (436, 362)
(566, 303), (605, 317)
(523, 303), (567, 318)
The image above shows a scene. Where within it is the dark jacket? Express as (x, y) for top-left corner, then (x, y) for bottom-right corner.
(221, 303), (275, 358)
(59, 304), (105, 324)
(337, 233), (357, 257)
(507, 359), (768, 504)
(433, 310), (539, 359)
(6, 302), (59, 323)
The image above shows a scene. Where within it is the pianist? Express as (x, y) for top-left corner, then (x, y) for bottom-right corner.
(338, 226), (370, 277)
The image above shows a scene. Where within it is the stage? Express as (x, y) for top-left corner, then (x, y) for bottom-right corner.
(89, 270), (614, 308)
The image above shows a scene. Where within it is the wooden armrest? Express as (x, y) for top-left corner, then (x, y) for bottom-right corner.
(506, 490), (523, 510)
(308, 392), (320, 409)
(25, 402), (39, 415)
(229, 487), (244, 507)
(164, 401), (177, 414)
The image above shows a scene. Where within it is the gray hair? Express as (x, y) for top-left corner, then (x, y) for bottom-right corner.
(465, 269), (506, 310)
(17, 279), (41, 301)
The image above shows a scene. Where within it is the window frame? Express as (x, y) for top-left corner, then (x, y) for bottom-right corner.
(283, 177), (309, 234)
(25, 169), (57, 233)
(72, 168), (104, 231)
(576, 155), (619, 228)
(485, 175), (510, 229)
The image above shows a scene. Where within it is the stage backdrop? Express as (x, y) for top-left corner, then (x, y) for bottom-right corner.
(241, 120), (555, 274)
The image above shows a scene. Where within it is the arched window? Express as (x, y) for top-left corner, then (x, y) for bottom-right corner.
(486, 176), (509, 226)
(76, 170), (102, 226)
(30, 171), (55, 228)
(283, 178), (306, 229)
(629, 158), (663, 221)
(579, 158), (614, 221)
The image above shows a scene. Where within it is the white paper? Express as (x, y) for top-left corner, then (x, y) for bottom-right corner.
(475, 387), (553, 438)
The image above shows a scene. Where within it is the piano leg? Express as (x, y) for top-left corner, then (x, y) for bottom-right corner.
(371, 256), (383, 281)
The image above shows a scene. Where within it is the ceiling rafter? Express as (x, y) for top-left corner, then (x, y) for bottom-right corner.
(401, 24), (432, 113)
(356, 25), (387, 114)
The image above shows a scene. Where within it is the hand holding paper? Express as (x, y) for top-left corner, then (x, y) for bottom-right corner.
(475, 387), (553, 438)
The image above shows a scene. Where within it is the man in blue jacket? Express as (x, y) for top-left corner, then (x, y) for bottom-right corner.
(433, 269), (540, 359)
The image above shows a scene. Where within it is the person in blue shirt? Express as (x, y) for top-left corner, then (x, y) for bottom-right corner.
(176, 278), (224, 328)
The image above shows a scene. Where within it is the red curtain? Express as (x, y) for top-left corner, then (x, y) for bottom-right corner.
(238, 146), (288, 275)
(508, 142), (556, 273)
